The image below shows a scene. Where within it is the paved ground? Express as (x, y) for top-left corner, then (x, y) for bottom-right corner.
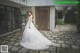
(0, 31), (80, 53)
(55, 24), (77, 32)
(0, 30), (80, 53)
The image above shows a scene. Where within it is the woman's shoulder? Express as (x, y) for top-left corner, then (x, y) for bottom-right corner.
(29, 15), (32, 17)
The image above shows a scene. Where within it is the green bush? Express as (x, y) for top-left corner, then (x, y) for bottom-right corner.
(57, 19), (65, 25)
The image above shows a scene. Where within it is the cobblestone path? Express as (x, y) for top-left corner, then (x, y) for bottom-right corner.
(0, 30), (80, 53)
(55, 24), (77, 32)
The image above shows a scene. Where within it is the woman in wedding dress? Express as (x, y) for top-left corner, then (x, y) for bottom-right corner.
(20, 11), (53, 50)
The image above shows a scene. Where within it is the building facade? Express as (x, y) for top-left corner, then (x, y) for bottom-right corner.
(26, 0), (78, 31)
(0, 5), (21, 35)
(0, 0), (78, 36)
(0, 0), (28, 36)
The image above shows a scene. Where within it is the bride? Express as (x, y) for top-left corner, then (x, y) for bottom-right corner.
(20, 11), (53, 50)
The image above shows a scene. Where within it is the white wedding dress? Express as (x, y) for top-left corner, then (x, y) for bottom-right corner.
(20, 15), (53, 50)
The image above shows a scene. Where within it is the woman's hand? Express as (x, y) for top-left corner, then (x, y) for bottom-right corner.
(29, 27), (31, 29)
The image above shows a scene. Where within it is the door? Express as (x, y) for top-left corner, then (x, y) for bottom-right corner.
(35, 7), (50, 30)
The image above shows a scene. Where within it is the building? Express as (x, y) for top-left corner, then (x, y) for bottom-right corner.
(0, 0), (28, 36)
(26, 0), (78, 31)
(0, 0), (78, 36)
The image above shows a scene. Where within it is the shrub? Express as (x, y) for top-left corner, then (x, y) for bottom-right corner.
(57, 19), (65, 25)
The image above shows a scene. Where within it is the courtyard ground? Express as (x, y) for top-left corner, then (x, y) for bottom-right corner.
(0, 24), (80, 53)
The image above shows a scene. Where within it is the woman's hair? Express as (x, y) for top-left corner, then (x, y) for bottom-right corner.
(27, 10), (32, 15)
(27, 10), (34, 19)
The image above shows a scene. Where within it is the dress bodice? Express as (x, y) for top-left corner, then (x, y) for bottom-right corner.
(28, 15), (35, 24)
(28, 15), (32, 22)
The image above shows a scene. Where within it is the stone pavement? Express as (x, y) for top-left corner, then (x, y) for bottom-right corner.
(55, 24), (77, 32)
(0, 30), (80, 53)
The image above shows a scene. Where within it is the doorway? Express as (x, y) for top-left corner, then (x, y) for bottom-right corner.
(35, 6), (50, 30)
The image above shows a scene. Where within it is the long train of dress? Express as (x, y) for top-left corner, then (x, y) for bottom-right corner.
(20, 19), (53, 50)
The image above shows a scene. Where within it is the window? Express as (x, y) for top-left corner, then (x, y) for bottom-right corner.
(0, 5), (8, 34)
(0, 5), (21, 35)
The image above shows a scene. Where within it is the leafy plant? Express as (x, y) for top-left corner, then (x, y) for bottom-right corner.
(57, 19), (65, 25)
